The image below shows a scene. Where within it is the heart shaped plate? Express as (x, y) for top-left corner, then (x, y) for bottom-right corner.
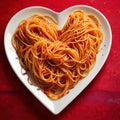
(4, 5), (112, 114)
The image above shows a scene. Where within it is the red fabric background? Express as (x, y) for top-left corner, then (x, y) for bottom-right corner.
(0, 0), (120, 120)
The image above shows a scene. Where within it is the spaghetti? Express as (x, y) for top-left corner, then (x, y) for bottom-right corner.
(12, 10), (103, 100)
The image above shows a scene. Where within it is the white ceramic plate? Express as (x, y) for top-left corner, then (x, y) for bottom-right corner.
(4, 5), (112, 114)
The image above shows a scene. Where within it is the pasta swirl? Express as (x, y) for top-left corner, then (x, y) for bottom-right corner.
(12, 10), (103, 100)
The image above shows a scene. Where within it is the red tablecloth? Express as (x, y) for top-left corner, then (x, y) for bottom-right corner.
(0, 0), (120, 119)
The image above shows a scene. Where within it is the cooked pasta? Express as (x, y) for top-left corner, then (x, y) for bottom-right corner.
(11, 10), (103, 100)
